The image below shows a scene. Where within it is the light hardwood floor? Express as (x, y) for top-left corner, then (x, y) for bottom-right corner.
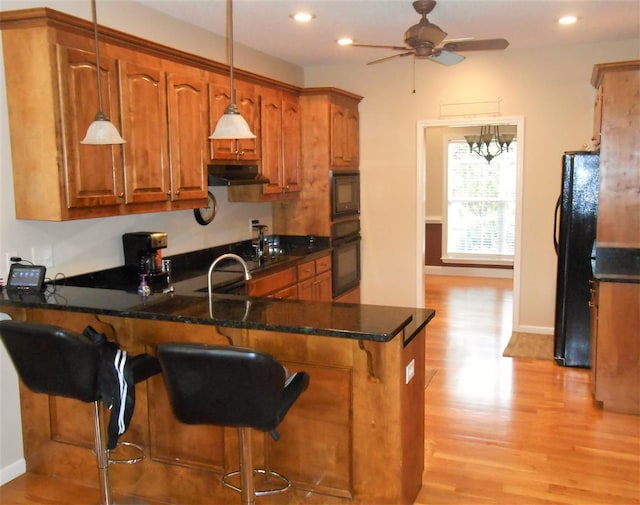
(1, 275), (638, 504)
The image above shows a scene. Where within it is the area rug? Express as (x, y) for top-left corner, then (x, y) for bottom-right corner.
(502, 332), (554, 360)
(425, 368), (437, 389)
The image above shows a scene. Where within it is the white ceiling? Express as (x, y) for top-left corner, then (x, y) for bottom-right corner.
(136, 0), (640, 67)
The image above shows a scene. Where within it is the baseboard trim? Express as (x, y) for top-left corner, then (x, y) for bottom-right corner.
(512, 325), (553, 335)
(424, 265), (513, 279)
(0, 458), (26, 486)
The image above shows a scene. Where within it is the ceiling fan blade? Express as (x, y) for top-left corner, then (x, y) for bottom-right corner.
(441, 38), (509, 52)
(428, 50), (465, 66)
(351, 43), (412, 51)
(367, 51), (414, 65)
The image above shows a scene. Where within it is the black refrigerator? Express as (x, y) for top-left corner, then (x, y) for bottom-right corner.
(553, 151), (599, 368)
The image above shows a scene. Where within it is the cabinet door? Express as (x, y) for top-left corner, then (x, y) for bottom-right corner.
(315, 270), (332, 301)
(282, 92), (301, 194)
(208, 75), (260, 161)
(235, 79), (261, 160)
(167, 70), (208, 201)
(297, 277), (315, 301)
(208, 73), (235, 159)
(330, 103), (347, 166)
(58, 46), (124, 209)
(261, 87), (284, 195)
(119, 61), (170, 204)
(345, 107), (360, 165)
(331, 102), (359, 167)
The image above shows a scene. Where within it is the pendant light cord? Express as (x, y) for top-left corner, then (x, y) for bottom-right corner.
(90, 0), (105, 115)
(228, 0), (235, 107)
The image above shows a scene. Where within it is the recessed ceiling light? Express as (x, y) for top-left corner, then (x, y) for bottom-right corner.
(558, 15), (578, 25)
(337, 38), (354, 46)
(291, 12), (315, 23)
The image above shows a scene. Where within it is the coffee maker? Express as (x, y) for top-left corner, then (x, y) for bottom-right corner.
(122, 232), (169, 291)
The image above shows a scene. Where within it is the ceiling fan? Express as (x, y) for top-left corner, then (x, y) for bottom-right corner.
(349, 0), (509, 65)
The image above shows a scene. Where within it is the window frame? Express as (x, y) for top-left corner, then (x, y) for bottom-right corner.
(441, 134), (516, 266)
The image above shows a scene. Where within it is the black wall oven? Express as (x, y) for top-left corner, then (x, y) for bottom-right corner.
(331, 171), (360, 220)
(332, 219), (361, 298)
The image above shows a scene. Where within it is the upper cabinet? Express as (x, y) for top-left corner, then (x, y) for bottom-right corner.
(272, 88), (362, 238)
(166, 68), (210, 202)
(228, 86), (301, 202)
(209, 74), (261, 161)
(591, 60), (640, 246)
(330, 102), (360, 168)
(1, 10), (209, 220)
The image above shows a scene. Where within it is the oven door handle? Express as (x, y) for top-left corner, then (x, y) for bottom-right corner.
(333, 234), (361, 247)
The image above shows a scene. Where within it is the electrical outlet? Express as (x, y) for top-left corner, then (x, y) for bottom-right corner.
(405, 359), (415, 385)
(32, 245), (54, 268)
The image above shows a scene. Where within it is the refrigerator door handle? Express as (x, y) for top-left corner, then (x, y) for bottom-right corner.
(553, 195), (561, 255)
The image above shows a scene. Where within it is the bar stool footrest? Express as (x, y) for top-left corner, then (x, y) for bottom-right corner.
(222, 468), (291, 496)
(108, 441), (145, 465)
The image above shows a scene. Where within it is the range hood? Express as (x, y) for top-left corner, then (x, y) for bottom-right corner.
(207, 160), (270, 186)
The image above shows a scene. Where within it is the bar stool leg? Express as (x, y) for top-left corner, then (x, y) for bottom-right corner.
(238, 427), (255, 505)
(93, 401), (113, 505)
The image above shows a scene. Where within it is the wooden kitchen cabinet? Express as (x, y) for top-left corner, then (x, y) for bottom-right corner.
(297, 254), (332, 301)
(248, 265), (297, 298)
(1, 10), (208, 220)
(166, 68), (209, 202)
(58, 46), (125, 210)
(591, 60), (640, 246)
(272, 88), (363, 238)
(209, 74), (261, 161)
(248, 253), (331, 301)
(119, 59), (171, 205)
(591, 281), (640, 414)
(331, 101), (360, 168)
(228, 86), (301, 202)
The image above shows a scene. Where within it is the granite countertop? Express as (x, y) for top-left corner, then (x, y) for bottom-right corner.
(594, 246), (640, 283)
(0, 239), (435, 344)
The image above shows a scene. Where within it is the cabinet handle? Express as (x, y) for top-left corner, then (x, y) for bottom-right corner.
(118, 193), (124, 199)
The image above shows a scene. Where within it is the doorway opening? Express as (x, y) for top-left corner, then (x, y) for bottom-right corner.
(416, 116), (525, 330)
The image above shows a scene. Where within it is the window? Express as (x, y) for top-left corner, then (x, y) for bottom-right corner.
(444, 138), (516, 264)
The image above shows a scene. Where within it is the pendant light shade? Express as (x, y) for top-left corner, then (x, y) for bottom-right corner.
(209, 0), (255, 140)
(81, 0), (125, 145)
(82, 112), (126, 144)
(210, 104), (255, 139)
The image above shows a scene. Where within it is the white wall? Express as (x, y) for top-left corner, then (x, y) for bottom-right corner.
(0, 0), (303, 483)
(303, 40), (640, 326)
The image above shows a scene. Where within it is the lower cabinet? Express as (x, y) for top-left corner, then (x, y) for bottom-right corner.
(591, 281), (640, 414)
(248, 254), (332, 301)
(296, 256), (332, 302)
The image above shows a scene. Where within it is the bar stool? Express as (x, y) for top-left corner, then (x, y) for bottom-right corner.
(157, 343), (309, 505)
(0, 320), (160, 505)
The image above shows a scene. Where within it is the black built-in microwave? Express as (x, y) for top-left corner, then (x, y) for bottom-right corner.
(330, 171), (360, 220)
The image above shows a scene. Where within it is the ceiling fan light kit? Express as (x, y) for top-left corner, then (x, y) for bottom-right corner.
(346, 0), (509, 66)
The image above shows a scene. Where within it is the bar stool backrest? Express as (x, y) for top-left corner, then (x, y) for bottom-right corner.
(0, 320), (100, 403)
(157, 344), (287, 432)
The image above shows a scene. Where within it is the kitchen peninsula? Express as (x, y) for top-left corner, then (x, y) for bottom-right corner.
(0, 253), (435, 504)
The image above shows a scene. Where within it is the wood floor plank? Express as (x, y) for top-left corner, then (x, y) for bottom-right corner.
(1, 275), (638, 504)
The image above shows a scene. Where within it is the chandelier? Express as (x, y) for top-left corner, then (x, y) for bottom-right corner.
(464, 125), (514, 163)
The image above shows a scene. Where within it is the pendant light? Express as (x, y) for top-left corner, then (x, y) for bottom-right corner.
(81, 0), (125, 145)
(209, 0), (256, 140)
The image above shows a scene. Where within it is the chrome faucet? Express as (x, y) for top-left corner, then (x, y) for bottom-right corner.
(207, 253), (252, 317)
